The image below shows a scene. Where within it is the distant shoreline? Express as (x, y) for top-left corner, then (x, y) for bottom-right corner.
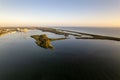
(0, 27), (120, 41)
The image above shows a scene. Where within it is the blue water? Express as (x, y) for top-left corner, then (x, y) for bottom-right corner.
(57, 27), (120, 37)
(0, 28), (120, 80)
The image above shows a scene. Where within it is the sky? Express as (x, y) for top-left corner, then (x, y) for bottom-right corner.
(0, 0), (120, 27)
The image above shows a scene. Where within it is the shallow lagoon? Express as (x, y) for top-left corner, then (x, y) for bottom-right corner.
(0, 29), (120, 80)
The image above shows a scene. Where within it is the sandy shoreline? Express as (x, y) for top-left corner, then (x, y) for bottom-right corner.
(0, 27), (120, 41)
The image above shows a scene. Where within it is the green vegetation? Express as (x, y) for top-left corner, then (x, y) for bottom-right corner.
(36, 27), (120, 41)
(1, 27), (120, 41)
(31, 34), (66, 49)
(36, 27), (69, 35)
(0, 29), (16, 36)
(0, 27), (34, 37)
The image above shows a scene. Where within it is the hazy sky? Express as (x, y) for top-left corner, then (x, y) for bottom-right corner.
(0, 0), (120, 27)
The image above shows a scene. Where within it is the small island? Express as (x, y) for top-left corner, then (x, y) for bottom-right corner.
(31, 34), (66, 49)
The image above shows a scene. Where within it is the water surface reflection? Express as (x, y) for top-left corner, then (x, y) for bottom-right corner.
(0, 28), (120, 80)
(31, 34), (66, 49)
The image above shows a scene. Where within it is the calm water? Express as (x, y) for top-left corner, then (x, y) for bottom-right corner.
(57, 27), (120, 37)
(0, 29), (120, 80)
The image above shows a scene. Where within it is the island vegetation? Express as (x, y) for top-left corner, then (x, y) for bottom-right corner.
(31, 34), (66, 49)
(0, 27), (120, 41)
